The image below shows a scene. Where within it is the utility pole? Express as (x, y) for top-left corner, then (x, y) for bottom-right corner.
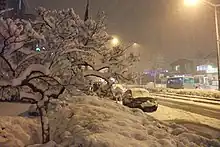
(84, 0), (90, 21)
(184, 0), (220, 90)
(214, 6), (220, 90)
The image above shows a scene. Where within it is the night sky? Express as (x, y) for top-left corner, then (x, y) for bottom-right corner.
(26, 0), (220, 70)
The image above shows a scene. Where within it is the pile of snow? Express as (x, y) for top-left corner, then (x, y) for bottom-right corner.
(148, 88), (220, 99)
(1, 96), (220, 146)
(48, 96), (220, 147)
(27, 141), (61, 147)
(148, 105), (220, 138)
(0, 116), (41, 147)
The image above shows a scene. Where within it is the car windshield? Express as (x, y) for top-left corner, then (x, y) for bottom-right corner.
(132, 89), (149, 98)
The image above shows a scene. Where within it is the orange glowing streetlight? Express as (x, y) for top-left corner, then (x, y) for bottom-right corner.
(184, 0), (199, 6)
(111, 36), (120, 46)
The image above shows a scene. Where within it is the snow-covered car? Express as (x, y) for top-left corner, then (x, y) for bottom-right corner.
(122, 88), (158, 112)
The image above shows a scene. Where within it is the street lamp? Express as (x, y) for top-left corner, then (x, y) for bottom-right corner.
(132, 42), (141, 48)
(184, 0), (199, 6)
(133, 42), (138, 46)
(111, 36), (120, 46)
(184, 0), (220, 90)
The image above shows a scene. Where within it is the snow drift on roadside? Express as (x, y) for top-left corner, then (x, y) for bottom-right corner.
(49, 96), (220, 147)
(0, 96), (219, 147)
(148, 87), (220, 99)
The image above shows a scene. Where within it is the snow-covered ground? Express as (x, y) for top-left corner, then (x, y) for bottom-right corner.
(0, 117), (41, 147)
(148, 87), (220, 99)
(149, 105), (220, 129)
(148, 105), (220, 138)
(0, 97), (220, 147)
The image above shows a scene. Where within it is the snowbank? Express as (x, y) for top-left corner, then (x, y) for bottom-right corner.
(0, 116), (41, 147)
(1, 96), (219, 147)
(148, 105), (220, 139)
(148, 88), (220, 99)
(49, 96), (220, 147)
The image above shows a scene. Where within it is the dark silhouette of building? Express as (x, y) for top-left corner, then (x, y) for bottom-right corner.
(170, 59), (194, 74)
(203, 52), (217, 67)
(0, 0), (7, 11)
(0, 0), (26, 18)
(23, 13), (36, 20)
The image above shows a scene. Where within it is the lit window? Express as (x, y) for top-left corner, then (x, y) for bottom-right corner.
(175, 65), (180, 71)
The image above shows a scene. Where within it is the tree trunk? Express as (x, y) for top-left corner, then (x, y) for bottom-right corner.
(37, 104), (50, 144)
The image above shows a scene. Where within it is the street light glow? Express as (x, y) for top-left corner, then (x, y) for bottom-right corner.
(132, 42), (140, 48)
(111, 37), (120, 46)
(184, 0), (199, 6)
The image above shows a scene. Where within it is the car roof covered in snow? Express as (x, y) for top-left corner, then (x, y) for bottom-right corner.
(128, 88), (149, 92)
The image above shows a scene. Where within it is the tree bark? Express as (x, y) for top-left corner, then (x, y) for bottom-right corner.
(37, 103), (50, 143)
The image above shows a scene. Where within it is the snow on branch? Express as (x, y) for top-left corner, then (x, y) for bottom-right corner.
(60, 48), (89, 55)
(0, 8), (13, 15)
(20, 91), (41, 102)
(12, 64), (50, 86)
(0, 80), (12, 87)
(84, 70), (111, 83)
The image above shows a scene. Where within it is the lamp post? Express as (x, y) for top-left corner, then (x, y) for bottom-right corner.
(184, 0), (220, 90)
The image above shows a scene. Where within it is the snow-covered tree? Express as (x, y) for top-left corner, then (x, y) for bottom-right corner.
(0, 7), (139, 144)
(33, 7), (139, 94)
(0, 15), (70, 143)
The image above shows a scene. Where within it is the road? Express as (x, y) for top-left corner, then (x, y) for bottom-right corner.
(146, 95), (220, 139)
(148, 104), (220, 139)
(157, 98), (220, 120)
